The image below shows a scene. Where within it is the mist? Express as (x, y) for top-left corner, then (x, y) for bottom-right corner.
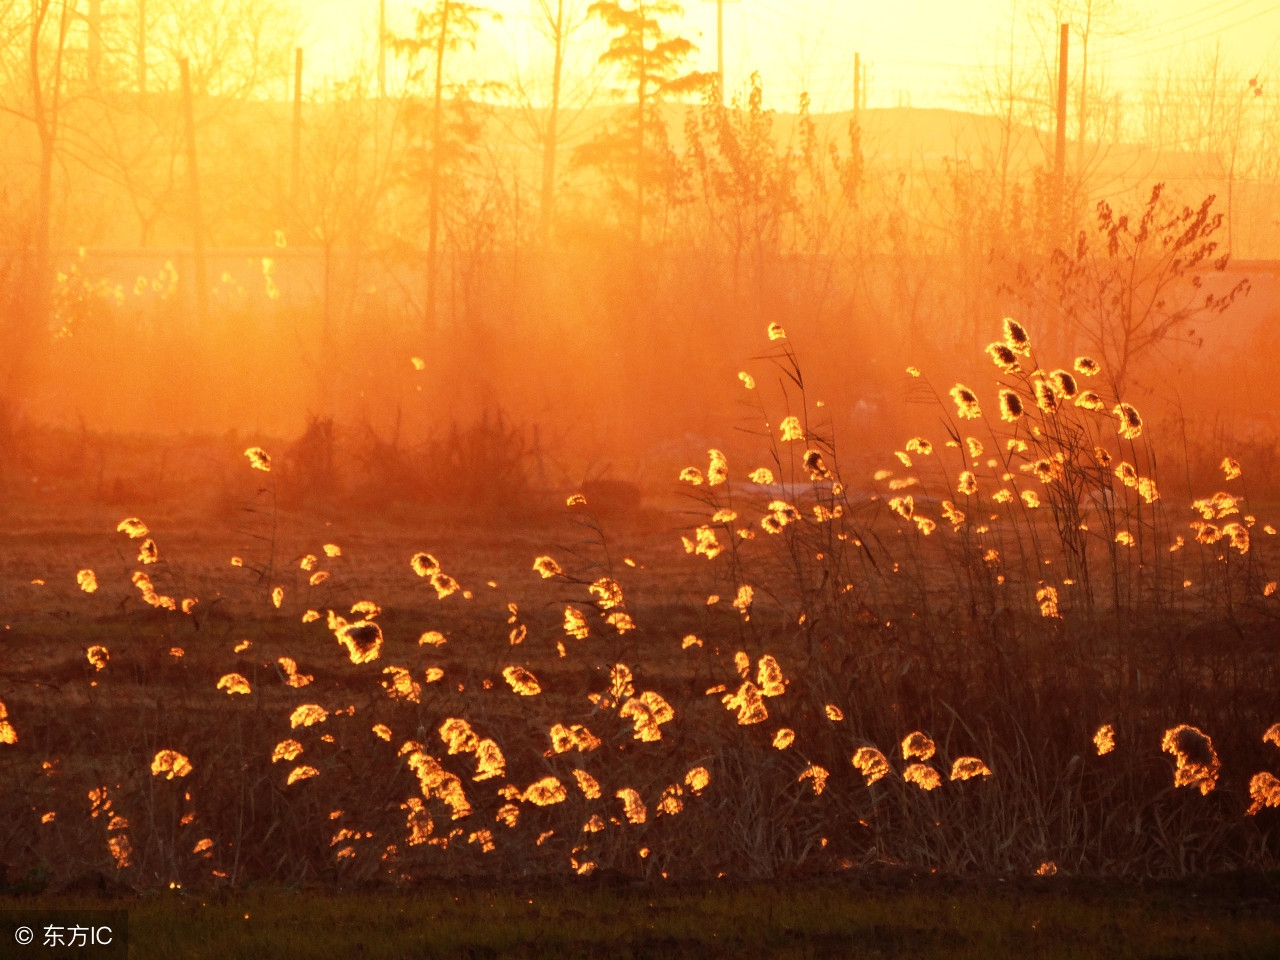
(0, 0), (1276, 514)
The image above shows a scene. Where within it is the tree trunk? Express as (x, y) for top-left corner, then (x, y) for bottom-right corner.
(10, 1), (65, 395)
(634, 3), (646, 254)
(539, 0), (565, 241)
(427, 1), (451, 329)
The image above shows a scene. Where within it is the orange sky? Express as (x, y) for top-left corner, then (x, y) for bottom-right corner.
(299, 0), (1280, 113)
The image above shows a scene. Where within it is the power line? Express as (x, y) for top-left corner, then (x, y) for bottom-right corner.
(1106, 3), (1280, 62)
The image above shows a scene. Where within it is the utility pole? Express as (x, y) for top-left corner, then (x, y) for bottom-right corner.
(378, 0), (387, 100)
(853, 51), (860, 115)
(292, 48), (303, 203)
(427, 0), (452, 327)
(87, 0), (101, 89)
(1054, 22), (1068, 240)
(136, 0), (146, 95)
(179, 58), (208, 324)
(702, 0), (738, 106)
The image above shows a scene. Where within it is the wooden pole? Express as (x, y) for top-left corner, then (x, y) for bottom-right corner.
(540, 0), (565, 241)
(854, 51), (860, 116)
(701, 0), (737, 104)
(179, 58), (207, 323)
(427, 1), (451, 328)
(136, 0), (146, 95)
(1055, 22), (1069, 238)
(292, 47), (302, 202)
(716, 0), (724, 105)
(378, 0), (386, 100)
(87, 0), (101, 88)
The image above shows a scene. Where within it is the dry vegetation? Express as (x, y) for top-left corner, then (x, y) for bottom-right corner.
(1, 318), (1278, 895)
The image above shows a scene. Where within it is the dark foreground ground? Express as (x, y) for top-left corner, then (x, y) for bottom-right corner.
(3, 874), (1280, 959)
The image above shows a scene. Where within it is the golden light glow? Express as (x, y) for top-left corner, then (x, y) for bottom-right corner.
(0, 700), (17, 744)
(279, 656), (314, 688)
(1074, 357), (1100, 376)
(797, 765), (829, 795)
(949, 757), (992, 781)
(852, 746), (890, 785)
(1161, 725), (1221, 795)
(949, 384), (981, 420)
(1036, 585), (1061, 619)
(707, 449), (729, 485)
(76, 569), (98, 593)
(290, 704), (328, 728)
(573, 769), (602, 800)
(563, 606), (590, 640)
(901, 731), (936, 762)
(272, 739), (304, 763)
(502, 665), (541, 696)
(772, 728), (795, 749)
(151, 749), (193, 779)
(656, 784), (684, 816)
(382, 665), (422, 702)
(523, 777), (567, 806)
(722, 681), (768, 725)
(410, 552), (441, 577)
(117, 517), (149, 538)
(1094, 724), (1116, 756)
(1114, 403), (1144, 440)
(986, 341), (1020, 372)
(335, 620), (383, 664)
(217, 673), (251, 695)
(244, 447), (272, 471)
(287, 765), (320, 785)
(616, 787), (647, 823)
(685, 767), (711, 795)
(549, 723), (602, 754)
(137, 538), (159, 564)
(757, 655), (786, 697)
(620, 691), (674, 741)
(86, 645), (109, 670)
(1264, 723), (1280, 749)
(779, 416), (804, 442)
(903, 763), (942, 791)
(1247, 772), (1280, 815)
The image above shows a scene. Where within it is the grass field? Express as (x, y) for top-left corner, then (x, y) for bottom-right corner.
(4, 876), (1280, 959)
(2, 324), (1279, 926)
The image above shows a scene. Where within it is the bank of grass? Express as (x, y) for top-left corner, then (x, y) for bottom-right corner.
(6, 875), (1280, 959)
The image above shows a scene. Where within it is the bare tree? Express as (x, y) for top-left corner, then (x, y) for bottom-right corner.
(575, 0), (707, 250)
(0, 0), (77, 395)
(519, 0), (598, 240)
(1048, 184), (1248, 391)
(392, 1), (500, 328)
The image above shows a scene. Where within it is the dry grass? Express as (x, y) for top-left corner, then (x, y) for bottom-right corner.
(0, 320), (1278, 894)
